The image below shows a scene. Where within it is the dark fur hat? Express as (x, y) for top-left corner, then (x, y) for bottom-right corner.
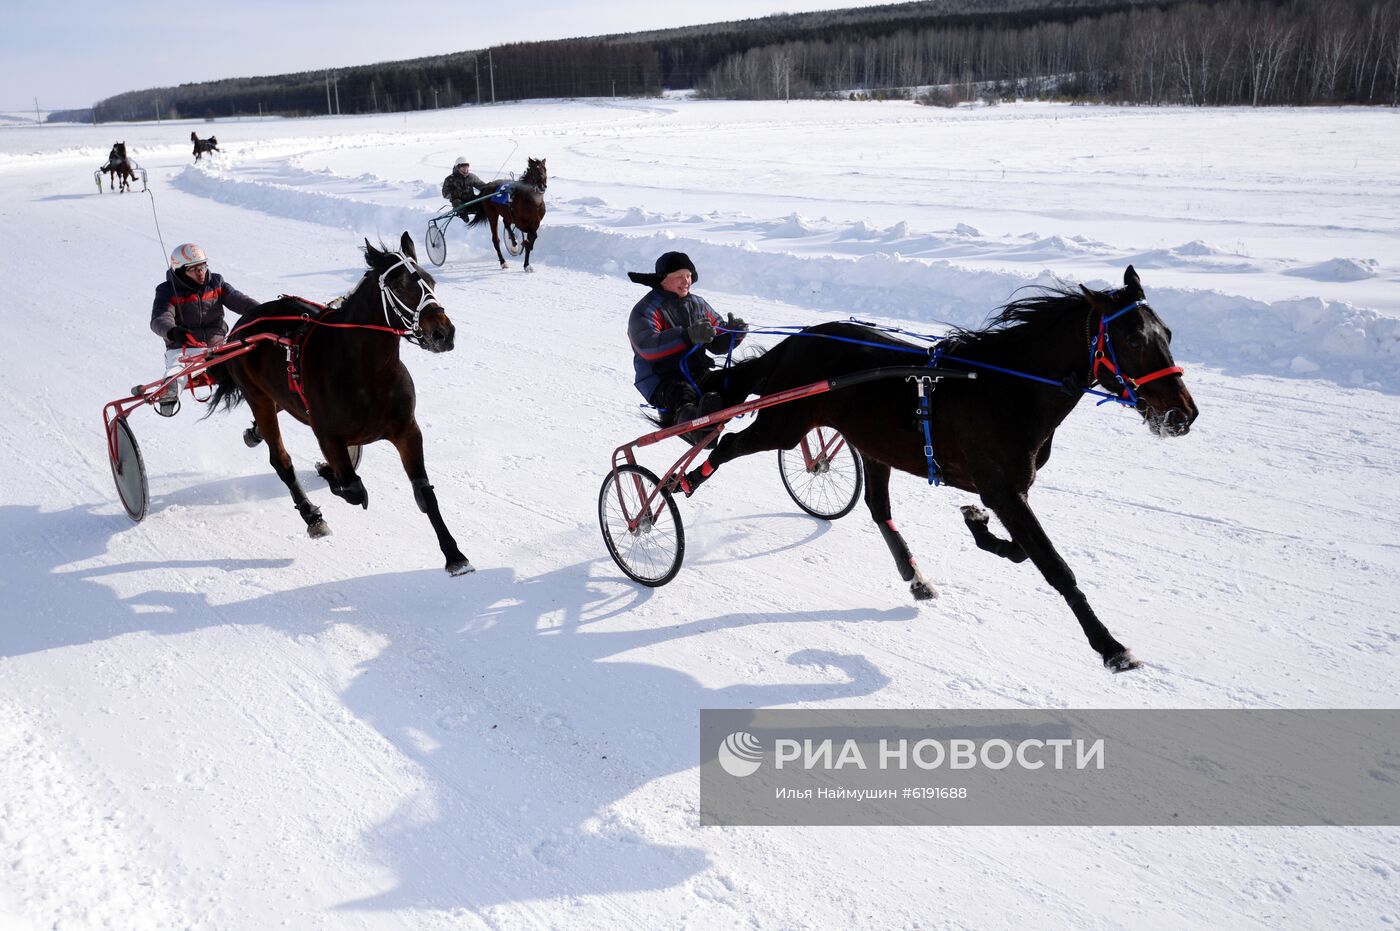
(627, 251), (699, 288)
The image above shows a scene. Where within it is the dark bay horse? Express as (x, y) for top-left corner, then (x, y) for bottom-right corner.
(98, 142), (138, 193)
(467, 157), (546, 272)
(686, 266), (1197, 672)
(191, 131), (219, 161)
(208, 231), (472, 576)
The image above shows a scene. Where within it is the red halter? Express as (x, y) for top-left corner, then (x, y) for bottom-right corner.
(1091, 301), (1184, 401)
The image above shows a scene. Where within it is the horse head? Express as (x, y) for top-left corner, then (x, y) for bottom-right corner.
(524, 157), (547, 191)
(1082, 266), (1197, 437)
(191, 132), (198, 142)
(363, 231), (455, 353)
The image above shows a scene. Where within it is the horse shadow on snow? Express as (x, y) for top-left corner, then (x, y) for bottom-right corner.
(0, 501), (911, 913)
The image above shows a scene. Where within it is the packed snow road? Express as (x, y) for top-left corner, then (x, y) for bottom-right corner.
(1, 99), (1397, 929)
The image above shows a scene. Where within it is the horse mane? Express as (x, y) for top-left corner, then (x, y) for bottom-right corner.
(946, 283), (1093, 354)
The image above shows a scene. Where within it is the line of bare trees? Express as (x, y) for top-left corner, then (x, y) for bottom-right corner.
(699, 0), (1400, 105)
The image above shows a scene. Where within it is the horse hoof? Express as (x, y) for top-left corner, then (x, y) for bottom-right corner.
(524, 266), (535, 274)
(960, 504), (989, 525)
(243, 427), (263, 448)
(1104, 650), (1143, 673)
(499, 262), (508, 270)
(911, 580), (938, 601)
(307, 520), (331, 538)
(446, 558), (475, 577)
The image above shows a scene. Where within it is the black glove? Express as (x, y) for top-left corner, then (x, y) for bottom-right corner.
(167, 325), (194, 345)
(686, 319), (717, 345)
(724, 314), (748, 334)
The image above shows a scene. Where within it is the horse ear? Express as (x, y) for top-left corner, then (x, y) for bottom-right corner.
(1123, 265), (1143, 296)
(1080, 284), (1109, 309)
(364, 238), (378, 265)
(400, 230), (417, 259)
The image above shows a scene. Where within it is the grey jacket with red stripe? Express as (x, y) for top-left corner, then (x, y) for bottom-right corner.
(628, 288), (742, 401)
(150, 269), (260, 348)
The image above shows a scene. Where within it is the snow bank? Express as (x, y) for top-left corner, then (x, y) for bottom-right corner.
(173, 162), (1400, 391)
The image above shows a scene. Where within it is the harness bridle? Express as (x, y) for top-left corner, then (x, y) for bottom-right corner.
(1088, 299), (1184, 406)
(376, 252), (444, 346)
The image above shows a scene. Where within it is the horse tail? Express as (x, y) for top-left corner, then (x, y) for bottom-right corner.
(704, 344), (781, 407)
(203, 359), (245, 416)
(464, 210), (486, 229)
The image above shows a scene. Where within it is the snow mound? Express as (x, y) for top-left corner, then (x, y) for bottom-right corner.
(1286, 257), (1379, 282)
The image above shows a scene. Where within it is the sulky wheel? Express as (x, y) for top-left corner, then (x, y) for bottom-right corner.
(778, 426), (863, 520)
(425, 221), (448, 267)
(108, 417), (149, 522)
(598, 464), (685, 586)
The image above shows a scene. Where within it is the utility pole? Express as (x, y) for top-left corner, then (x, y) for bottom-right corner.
(785, 69), (790, 103)
(155, 99), (161, 123)
(334, 75), (341, 114)
(34, 97), (41, 126)
(258, 101), (263, 119)
(475, 58), (481, 105)
(488, 49), (496, 104)
(326, 71), (333, 116)
(432, 87), (439, 109)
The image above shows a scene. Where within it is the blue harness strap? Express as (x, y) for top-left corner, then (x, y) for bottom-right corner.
(489, 183), (513, 205)
(912, 347), (946, 485)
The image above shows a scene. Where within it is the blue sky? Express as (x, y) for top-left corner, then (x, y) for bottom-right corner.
(0, 0), (898, 109)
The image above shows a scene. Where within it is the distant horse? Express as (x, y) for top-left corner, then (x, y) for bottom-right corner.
(191, 131), (219, 161)
(97, 142), (139, 193)
(685, 266), (1198, 672)
(208, 231), (472, 575)
(466, 157), (547, 272)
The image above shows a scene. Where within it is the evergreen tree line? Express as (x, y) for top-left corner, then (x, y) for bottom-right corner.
(50, 1), (1181, 121)
(48, 0), (1400, 121)
(698, 0), (1400, 105)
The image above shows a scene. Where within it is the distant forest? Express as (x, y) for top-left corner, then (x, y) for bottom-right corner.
(50, 0), (1400, 122)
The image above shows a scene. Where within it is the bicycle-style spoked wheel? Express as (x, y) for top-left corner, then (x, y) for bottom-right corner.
(778, 427), (864, 520)
(425, 220), (448, 266)
(598, 464), (685, 586)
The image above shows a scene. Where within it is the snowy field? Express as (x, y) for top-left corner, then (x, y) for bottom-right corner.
(1, 98), (1398, 929)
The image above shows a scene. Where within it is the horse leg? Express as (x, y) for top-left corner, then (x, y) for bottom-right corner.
(489, 215), (507, 269)
(864, 459), (937, 601)
(523, 228), (537, 273)
(683, 409), (810, 495)
(981, 490), (1139, 672)
(250, 397), (329, 538)
(314, 437), (368, 509)
(390, 421), (471, 576)
(959, 505), (1028, 562)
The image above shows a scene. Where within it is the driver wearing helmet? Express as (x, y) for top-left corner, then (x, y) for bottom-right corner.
(441, 156), (485, 217)
(148, 242), (260, 416)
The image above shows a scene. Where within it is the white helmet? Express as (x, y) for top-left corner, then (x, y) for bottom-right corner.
(170, 242), (208, 270)
(453, 156), (470, 167)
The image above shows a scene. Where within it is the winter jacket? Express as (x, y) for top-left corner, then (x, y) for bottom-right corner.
(628, 289), (743, 402)
(150, 269), (260, 349)
(442, 170), (486, 208)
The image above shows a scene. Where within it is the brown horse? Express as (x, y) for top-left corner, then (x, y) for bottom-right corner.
(466, 157), (546, 272)
(686, 266), (1198, 672)
(191, 131), (219, 162)
(97, 142), (139, 193)
(207, 231), (471, 575)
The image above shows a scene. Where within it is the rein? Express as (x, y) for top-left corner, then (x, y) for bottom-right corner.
(224, 250), (438, 416)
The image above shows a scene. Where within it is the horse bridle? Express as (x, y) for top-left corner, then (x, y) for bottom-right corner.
(1089, 299), (1184, 406)
(377, 252), (444, 344)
